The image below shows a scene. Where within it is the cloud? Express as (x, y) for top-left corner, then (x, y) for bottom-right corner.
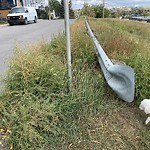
(72, 0), (101, 9)
(132, 0), (149, 1)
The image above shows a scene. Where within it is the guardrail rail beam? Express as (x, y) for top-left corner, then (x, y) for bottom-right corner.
(85, 17), (135, 102)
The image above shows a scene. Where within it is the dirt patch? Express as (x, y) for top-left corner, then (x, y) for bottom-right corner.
(112, 108), (144, 137)
(70, 105), (150, 149)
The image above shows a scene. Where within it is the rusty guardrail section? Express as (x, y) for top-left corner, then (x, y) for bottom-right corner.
(85, 17), (135, 102)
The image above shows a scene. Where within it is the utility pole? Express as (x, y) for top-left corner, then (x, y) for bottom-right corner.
(102, 0), (105, 18)
(17, 0), (21, 6)
(48, 0), (51, 20)
(64, 0), (72, 90)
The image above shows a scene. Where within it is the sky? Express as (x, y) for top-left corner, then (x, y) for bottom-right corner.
(71, 0), (150, 9)
(45, 0), (150, 9)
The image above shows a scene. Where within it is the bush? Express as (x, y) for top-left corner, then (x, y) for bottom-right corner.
(37, 9), (49, 19)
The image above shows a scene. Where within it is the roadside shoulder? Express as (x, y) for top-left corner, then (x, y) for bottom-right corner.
(0, 24), (8, 28)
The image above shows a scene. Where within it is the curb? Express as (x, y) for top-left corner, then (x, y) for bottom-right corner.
(0, 24), (8, 28)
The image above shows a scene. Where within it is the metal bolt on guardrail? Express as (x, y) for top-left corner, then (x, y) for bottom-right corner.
(85, 17), (135, 102)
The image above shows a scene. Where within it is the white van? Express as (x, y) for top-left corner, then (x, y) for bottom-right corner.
(7, 6), (38, 25)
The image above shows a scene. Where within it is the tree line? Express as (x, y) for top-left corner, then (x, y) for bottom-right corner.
(80, 3), (150, 18)
(37, 0), (75, 19)
(37, 0), (150, 20)
(80, 3), (110, 18)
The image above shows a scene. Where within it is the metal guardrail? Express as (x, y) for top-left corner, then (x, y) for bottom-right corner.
(85, 17), (135, 102)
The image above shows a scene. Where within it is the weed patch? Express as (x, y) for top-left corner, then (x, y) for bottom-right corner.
(0, 18), (150, 149)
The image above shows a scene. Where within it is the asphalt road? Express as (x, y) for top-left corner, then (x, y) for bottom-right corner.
(0, 19), (74, 90)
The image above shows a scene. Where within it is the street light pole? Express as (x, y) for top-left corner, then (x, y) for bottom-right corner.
(64, 0), (72, 90)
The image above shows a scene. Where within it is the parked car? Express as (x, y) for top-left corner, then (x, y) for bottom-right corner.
(7, 6), (37, 25)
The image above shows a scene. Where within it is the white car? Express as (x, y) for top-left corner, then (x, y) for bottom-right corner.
(7, 6), (38, 25)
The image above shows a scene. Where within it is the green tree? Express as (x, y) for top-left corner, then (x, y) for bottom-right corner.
(69, 0), (75, 19)
(59, 0), (75, 19)
(59, 0), (64, 18)
(80, 4), (110, 18)
(94, 4), (110, 18)
(49, 0), (61, 16)
(142, 12), (149, 16)
(37, 8), (49, 19)
(81, 3), (95, 17)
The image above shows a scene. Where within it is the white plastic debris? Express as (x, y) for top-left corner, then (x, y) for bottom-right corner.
(139, 99), (150, 125)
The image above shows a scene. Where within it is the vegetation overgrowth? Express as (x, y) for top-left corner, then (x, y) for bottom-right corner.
(0, 21), (6, 25)
(0, 17), (149, 149)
